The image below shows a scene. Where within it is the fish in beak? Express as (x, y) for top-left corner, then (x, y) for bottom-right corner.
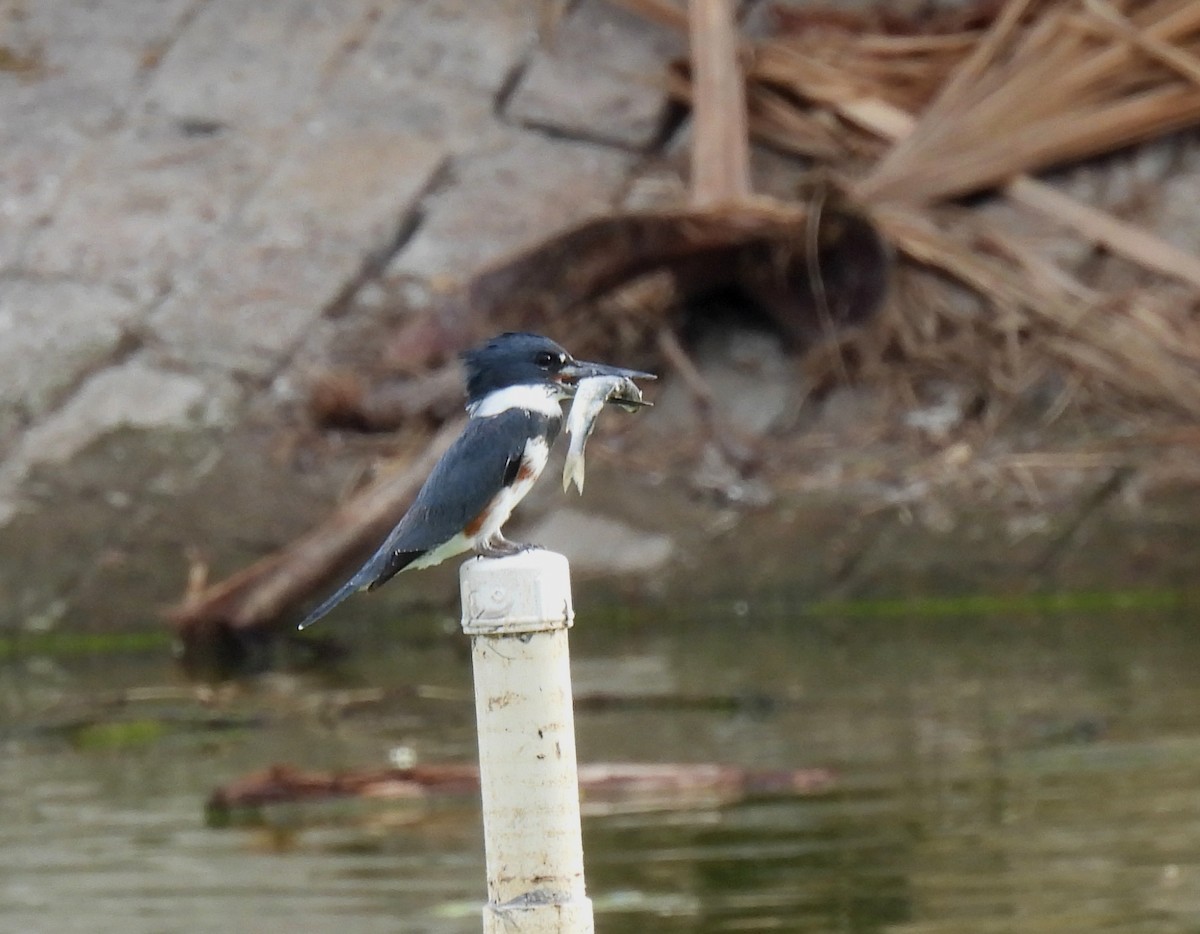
(561, 372), (653, 494)
(557, 359), (656, 398)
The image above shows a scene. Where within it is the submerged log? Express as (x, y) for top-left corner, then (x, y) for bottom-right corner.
(207, 760), (837, 824)
(167, 419), (461, 642)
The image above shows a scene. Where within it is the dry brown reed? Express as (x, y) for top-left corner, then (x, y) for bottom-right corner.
(618, 0), (1200, 418)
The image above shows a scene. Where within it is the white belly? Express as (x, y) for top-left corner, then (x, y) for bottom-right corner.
(476, 435), (549, 545)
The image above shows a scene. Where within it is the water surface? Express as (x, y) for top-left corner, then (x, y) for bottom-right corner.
(3, 594), (1199, 933)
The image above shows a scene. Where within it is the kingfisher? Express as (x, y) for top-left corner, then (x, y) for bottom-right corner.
(298, 332), (654, 630)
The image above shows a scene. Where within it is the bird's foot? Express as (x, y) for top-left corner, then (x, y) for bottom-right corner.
(478, 537), (537, 559)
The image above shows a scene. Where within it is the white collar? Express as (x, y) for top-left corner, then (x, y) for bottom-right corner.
(467, 383), (564, 418)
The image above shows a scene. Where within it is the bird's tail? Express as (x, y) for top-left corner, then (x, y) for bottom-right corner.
(297, 575), (363, 630)
(296, 549), (425, 631)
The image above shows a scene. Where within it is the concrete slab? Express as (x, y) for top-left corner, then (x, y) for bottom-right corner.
(150, 125), (445, 376)
(142, 0), (378, 131)
(0, 357), (237, 525)
(0, 278), (141, 444)
(357, 0), (540, 95)
(505, 0), (680, 150)
(317, 0), (542, 152)
(321, 47), (498, 152)
(239, 123), (445, 252)
(23, 121), (274, 302)
(0, 0), (194, 268)
(390, 128), (635, 282)
(0, 119), (89, 270)
(1, 0), (196, 133)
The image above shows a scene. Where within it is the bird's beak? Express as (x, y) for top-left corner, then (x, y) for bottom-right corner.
(556, 360), (657, 399)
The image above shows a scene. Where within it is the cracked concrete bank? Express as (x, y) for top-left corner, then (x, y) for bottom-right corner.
(0, 0), (686, 631)
(3, 0), (1199, 638)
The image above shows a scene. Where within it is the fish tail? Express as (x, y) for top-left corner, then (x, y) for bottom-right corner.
(563, 456), (585, 495)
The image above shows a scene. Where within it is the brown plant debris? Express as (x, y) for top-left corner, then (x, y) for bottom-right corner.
(621, 0), (1200, 414)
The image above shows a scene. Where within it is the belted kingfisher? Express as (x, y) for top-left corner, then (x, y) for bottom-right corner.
(298, 332), (653, 630)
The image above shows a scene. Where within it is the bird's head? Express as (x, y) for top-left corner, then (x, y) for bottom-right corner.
(462, 332), (654, 406)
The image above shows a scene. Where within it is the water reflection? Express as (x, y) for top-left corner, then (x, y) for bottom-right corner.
(3, 597), (1200, 932)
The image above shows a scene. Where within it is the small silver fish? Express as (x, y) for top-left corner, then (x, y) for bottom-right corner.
(562, 375), (649, 494)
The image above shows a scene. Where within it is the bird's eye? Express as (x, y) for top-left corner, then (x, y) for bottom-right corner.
(534, 351), (558, 368)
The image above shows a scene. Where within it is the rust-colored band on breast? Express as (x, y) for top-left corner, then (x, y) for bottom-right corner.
(464, 502), (494, 537)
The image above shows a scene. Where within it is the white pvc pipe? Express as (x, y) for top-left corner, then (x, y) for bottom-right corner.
(459, 550), (595, 934)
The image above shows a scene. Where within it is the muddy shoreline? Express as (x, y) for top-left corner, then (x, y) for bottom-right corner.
(3, 351), (1196, 639)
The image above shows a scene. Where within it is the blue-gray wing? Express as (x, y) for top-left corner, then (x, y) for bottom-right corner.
(297, 411), (537, 630)
(373, 410), (539, 558)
